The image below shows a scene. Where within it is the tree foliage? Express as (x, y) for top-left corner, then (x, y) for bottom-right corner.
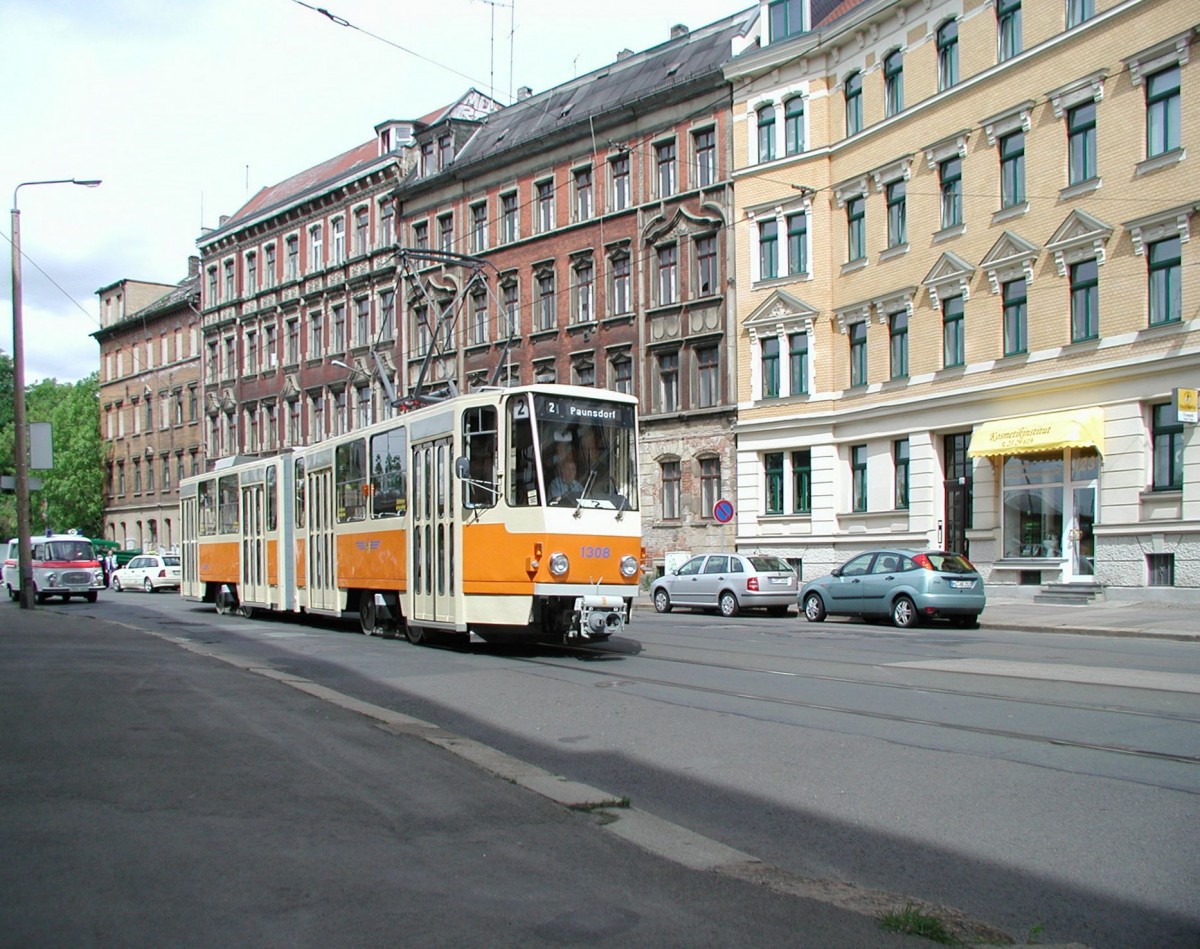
(0, 368), (103, 540)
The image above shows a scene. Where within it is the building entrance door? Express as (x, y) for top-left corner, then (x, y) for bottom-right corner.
(943, 432), (973, 557)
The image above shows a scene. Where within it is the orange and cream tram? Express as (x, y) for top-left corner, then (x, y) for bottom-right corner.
(180, 384), (642, 644)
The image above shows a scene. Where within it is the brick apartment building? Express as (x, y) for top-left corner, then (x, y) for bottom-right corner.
(94, 264), (203, 553)
(728, 0), (1200, 600)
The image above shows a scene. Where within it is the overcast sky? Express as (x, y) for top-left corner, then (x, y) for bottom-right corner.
(1, 0), (749, 384)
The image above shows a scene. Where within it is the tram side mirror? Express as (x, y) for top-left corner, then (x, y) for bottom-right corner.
(454, 457), (470, 479)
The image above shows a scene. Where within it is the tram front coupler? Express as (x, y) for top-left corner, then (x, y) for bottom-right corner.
(572, 594), (626, 640)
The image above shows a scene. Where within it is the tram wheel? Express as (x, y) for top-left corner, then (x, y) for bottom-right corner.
(359, 595), (378, 636)
(404, 624), (426, 645)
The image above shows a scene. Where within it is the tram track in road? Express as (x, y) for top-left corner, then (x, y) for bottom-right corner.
(521, 640), (1200, 770)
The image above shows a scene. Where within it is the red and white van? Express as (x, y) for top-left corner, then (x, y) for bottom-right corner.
(2, 532), (105, 603)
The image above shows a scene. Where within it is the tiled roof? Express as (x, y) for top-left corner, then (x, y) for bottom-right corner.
(814, 0), (871, 29)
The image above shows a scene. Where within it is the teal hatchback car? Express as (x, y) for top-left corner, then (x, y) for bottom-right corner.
(799, 549), (985, 629)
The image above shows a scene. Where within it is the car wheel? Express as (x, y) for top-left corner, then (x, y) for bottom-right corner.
(653, 589), (672, 614)
(803, 592), (826, 623)
(718, 591), (739, 618)
(891, 595), (919, 629)
(86, 591), (98, 603)
(144, 578), (155, 594)
(6, 585), (17, 602)
(953, 615), (980, 629)
(111, 576), (122, 592)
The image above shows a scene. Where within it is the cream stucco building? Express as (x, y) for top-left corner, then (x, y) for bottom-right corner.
(728, 0), (1199, 601)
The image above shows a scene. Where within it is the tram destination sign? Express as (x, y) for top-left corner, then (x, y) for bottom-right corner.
(533, 394), (634, 427)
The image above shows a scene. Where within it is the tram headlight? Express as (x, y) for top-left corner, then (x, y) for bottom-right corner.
(549, 552), (569, 576)
(620, 555), (638, 578)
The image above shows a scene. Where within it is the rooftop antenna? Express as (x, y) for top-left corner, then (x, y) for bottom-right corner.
(474, 0), (513, 102)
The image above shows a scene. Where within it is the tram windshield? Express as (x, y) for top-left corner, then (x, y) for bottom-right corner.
(506, 393), (638, 510)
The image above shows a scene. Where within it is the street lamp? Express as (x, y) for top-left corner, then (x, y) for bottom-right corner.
(10, 178), (101, 608)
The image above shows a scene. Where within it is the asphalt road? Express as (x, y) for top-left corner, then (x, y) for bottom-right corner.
(5, 591), (1197, 948)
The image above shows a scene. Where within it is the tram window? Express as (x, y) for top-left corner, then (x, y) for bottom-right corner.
(336, 439), (368, 522)
(218, 475), (239, 533)
(198, 479), (216, 536)
(463, 407), (498, 509)
(295, 458), (306, 529)
(266, 466), (277, 531)
(370, 426), (408, 518)
(508, 398), (540, 506)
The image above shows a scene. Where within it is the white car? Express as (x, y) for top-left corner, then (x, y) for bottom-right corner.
(111, 554), (182, 593)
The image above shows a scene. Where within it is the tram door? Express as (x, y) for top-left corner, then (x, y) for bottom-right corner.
(180, 489), (199, 598)
(306, 462), (338, 611)
(410, 437), (456, 626)
(240, 475), (268, 605)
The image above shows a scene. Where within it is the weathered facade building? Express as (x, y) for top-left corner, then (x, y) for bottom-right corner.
(94, 266), (203, 552)
(728, 0), (1200, 600)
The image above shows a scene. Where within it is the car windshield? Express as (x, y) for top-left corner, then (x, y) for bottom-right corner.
(47, 541), (95, 561)
(747, 556), (793, 573)
(925, 552), (975, 573)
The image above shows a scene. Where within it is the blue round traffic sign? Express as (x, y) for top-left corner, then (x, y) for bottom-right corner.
(713, 499), (734, 523)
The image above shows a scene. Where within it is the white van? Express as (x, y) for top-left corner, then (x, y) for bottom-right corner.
(3, 533), (105, 603)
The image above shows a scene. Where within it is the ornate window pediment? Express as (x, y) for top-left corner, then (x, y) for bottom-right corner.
(923, 129), (971, 170)
(1045, 210), (1114, 275)
(871, 286), (918, 324)
(870, 155), (913, 192)
(922, 252), (974, 310)
(743, 290), (818, 340)
(1124, 202), (1199, 256)
(833, 298), (872, 335)
(1047, 70), (1108, 118)
(980, 231), (1039, 295)
(1123, 30), (1194, 87)
(643, 206), (724, 245)
(980, 100), (1035, 147)
(832, 174), (869, 208)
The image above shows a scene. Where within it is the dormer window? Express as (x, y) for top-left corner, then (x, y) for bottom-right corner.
(768, 0), (806, 43)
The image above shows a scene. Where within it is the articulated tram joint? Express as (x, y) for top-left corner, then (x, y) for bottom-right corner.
(572, 594), (626, 640)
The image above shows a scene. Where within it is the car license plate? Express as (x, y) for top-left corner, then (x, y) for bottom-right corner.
(951, 580), (975, 589)
(770, 577), (789, 585)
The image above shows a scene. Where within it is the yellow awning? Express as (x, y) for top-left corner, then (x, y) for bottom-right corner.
(968, 407), (1105, 457)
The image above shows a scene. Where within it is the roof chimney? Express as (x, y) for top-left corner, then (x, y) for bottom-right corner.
(616, 48), (633, 61)
(517, 85), (533, 101)
(670, 24), (689, 39)
(188, 255), (200, 278)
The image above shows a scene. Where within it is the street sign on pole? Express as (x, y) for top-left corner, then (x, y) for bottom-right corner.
(713, 499), (734, 523)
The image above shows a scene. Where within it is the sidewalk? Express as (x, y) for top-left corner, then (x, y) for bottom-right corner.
(978, 596), (1198, 642)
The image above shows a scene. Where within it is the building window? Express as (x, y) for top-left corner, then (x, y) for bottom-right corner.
(610, 253), (631, 315)
(1148, 237), (1182, 325)
(768, 0), (805, 42)
(331, 217), (345, 264)
(884, 49), (904, 117)
(438, 213), (453, 253)
(1146, 66), (1181, 158)
(845, 72), (862, 135)
(573, 259), (594, 324)
(849, 321), (867, 387)
(353, 207), (370, 256)
(1000, 131), (1025, 208)
(937, 19), (959, 91)
(412, 221), (428, 251)
(536, 179), (554, 233)
(222, 259), (235, 299)
(1067, 0), (1093, 28)
(286, 318), (299, 364)
(787, 212), (807, 275)
(1003, 278), (1028, 355)
(847, 195), (865, 261)
(656, 351), (679, 413)
(758, 220), (778, 280)
(379, 200), (394, 246)
(245, 252), (257, 294)
(1152, 402), (1184, 490)
(696, 235), (718, 295)
(784, 97), (805, 155)
(610, 153), (630, 211)
(263, 244), (276, 288)
(757, 105), (776, 162)
(464, 289), (486, 346)
(536, 269), (556, 331)
(851, 444), (867, 512)
(500, 192), (518, 243)
(789, 331), (808, 395)
(657, 244), (678, 305)
(997, 0), (1022, 62)
(574, 167), (593, 221)
(940, 157), (962, 228)
(437, 133), (452, 170)
(354, 298), (370, 347)
(1068, 102), (1097, 185)
(696, 346), (719, 408)
(285, 236), (299, 281)
(700, 457), (721, 516)
(308, 225), (323, 272)
(379, 291), (395, 340)
(611, 354), (632, 395)
(791, 449), (811, 513)
(886, 180), (906, 248)
(761, 336), (780, 399)
(694, 127), (717, 186)
(500, 281), (519, 338)
(331, 304), (346, 353)
(894, 439), (910, 510)
(656, 140), (677, 197)
(1070, 259), (1099, 341)
(764, 452), (784, 514)
(1147, 552), (1175, 586)
(471, 202), (488, 253)
(889, 311), (908, 379)
(661, 460), (680, 519)
(943, 295), (965, 368)
(309, 311), (323, 357)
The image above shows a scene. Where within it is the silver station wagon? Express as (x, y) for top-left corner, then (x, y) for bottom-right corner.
(651, 553), (798, 617)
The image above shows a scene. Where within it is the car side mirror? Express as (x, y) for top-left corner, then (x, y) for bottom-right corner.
(831, 567), (843, 577)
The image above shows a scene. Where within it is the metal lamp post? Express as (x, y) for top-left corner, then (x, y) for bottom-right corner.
(10, 178), (101, 608)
